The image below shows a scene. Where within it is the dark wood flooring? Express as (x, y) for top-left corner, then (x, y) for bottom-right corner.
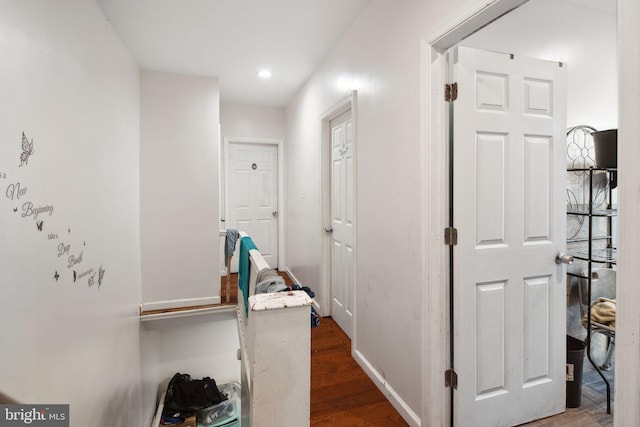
(310, 317), (409, 426)
(218, 274), (613, 426)
(222, 273), (407, 425)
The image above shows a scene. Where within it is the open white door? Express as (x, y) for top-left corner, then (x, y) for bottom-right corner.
(330, 109), (354, 338)
(452, 46), (567, 426)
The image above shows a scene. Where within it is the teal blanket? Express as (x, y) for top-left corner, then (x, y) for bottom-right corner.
(238, 236), (258, 315)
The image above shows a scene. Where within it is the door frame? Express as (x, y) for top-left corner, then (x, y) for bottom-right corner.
(421, 0), (640, 426)
(320, 92), (358, 337)
(222, 137), (285, 270)
(421, 0), (624, 426)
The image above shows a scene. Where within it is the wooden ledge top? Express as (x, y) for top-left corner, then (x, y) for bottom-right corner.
(140, 303), (236, 322)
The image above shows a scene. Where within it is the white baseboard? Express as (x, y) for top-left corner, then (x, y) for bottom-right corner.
(353, 349), (421, 427)
(140, 296), (221, 312)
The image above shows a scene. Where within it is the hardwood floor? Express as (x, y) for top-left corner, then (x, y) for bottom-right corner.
(310, 317), (408, 426)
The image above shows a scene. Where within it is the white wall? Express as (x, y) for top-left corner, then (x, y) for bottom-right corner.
(220, 103), (285, 140)
(461, 0), (618, 130)
(140, 70), (221, 306)
(284, 1), (469, 424)
(0, 0), (143, 425)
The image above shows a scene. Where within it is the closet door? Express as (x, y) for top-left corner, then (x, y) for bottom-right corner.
(452, 46), (567, 426)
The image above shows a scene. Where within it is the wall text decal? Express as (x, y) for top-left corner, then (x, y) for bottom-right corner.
(57, 243), (70, 258)
(21, 202), (54, 220)
(67, 251), (83, 269)
(2, 131), (107, 288)
(5, 182), (27, 200)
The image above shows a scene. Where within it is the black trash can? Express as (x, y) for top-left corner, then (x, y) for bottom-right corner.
(566, 335), (586, 408)
(592, 129), (617, 188)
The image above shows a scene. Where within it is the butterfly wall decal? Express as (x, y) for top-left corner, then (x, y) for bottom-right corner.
(19, 132), (34, 167)
(54, 271), (60, 281)
(36, 220), (43, 231)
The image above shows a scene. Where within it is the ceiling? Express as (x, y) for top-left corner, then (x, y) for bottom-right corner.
(96, 0), (371, 107)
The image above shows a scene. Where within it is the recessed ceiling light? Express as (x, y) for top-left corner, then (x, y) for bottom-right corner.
(258, 69), (272, 79)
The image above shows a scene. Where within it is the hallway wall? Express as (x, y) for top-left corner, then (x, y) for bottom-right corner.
(284, 0), (469, 424)
(0, 0), (143, 425)
(220, 103), (285, 140)
(140, 70), (221, 306)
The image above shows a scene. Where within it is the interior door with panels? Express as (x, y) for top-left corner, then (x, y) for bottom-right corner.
(452, 46), (567, 426)
(330, 109), (354, 339)
(227, 142), (278, 271)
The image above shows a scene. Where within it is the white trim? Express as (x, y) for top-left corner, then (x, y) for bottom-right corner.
(140, 296), (221, 313)
(319, 92), (358, 330)
(421, 41), (451, 427)
(614, 0), (640, 425)
(353, 349), (421, 427)
(223, 137), (285, 270)
(427, 0), (529, 49)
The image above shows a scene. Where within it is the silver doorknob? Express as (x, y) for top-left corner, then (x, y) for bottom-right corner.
(272, 211), (278, 218)
(324, 227), (333, 234)
(555, 254), (574, 265)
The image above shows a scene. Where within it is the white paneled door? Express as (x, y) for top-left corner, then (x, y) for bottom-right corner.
(227, 142), (278, 271)
(452, 46), (567, 426)
(330, 110), (354, 338)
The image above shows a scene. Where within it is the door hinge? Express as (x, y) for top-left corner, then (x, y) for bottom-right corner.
(444, 227), (458, 246)
(445, 82), (458, 102)
(445, 369), (458, 389)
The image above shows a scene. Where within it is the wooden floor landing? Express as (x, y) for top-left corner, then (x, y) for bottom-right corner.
(310, 317), (408, 426)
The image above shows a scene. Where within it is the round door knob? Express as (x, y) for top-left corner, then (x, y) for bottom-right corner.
(556, 254), (574, 265)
